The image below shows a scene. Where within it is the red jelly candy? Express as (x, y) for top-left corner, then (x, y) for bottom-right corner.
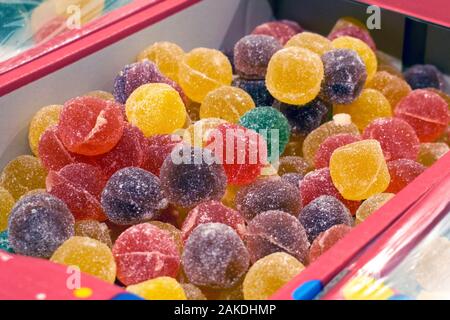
(308, 224), (352, 263)
(46, 163), (107, 221)
(251, 21), (300, 45)
(142, 134), (182, 176)
(395, 89), (449, 142)
(112, 223), (180, 285)
(328, 25), (376, 51)
(385, 159), (426, 193)
(300, 168), (360, 214)
(39, 126), (77, 171)
(314, 134), (361, 168)
(57, 96), (125, 156)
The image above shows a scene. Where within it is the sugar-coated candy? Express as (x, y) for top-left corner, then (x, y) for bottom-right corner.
(38, 126), (77, 171)
(300, 168), (361, 214)
(299, 195), (353, 242)
(181, 201), (246, 242)
(127, 277), (186, 300)
(0, 187), (14, 232)
(101, 167), (168, 225)
(137, 42), (185, 83)
(395, 89), (449, 142)
(0, 155), (47, 200)
(0, 231), (14, 253)
(278, 156), (311, 176)
(328, 25), (376, 51)
(232, 78), (274, 107)
(332, 36), (377, 82)
(149, 221), (183, 254)
(418, 143), (449, 167)
(182, 223), (249, 289)
(281, 173), (303, 190)
(334, 89), (392, 131)
(266, 47), (324, 105)
(75, 220), (112, 248)
(404, 64), (448, 91)
(330, 140), (391, 200)
(125, 83), (186, 137)
(181, 283), (207, 300)
(142, 134), (182, 176)
(200, 86), (255, 123)
(308, 224), (352, 263)
(235, 178), (302, 220)
(160, 145), (227, 208)
(386, 159), (426, 194)
(113, 223), (180, 285)
(84, 90), (115, 101)
(206, 123), (267, 185)
(273, 98), (331, 136)
(221, 184), (241, 209)
(239, 106), (290, 162)
(285, 32), (333, 56)
(46, 163), (106, 221)
(183, 118), (226, 148)
(314, 134), (361, 169)
(366, 71), (411, 109)
(438, 126), (450, 146)
(204, 283), (244, 300)
(51, 236), (116, 283)
(28, 104), (62, 156)
(234, 35), (282, 79)
(57, 96), (125, 156)
(330, 17), (367, 33)
(320, 49), (367, 104)
(8, 193), (74, 258)
(243, 252), (304, 300)
(355, 193), (395, 224)
(362, 118), (420, 161)
(251, 21), (300, 45)
(282, 134), (306, 157)
(426, 88), (450, 109)
(245, 210), (309, 264)
(178, 48), (233, 103)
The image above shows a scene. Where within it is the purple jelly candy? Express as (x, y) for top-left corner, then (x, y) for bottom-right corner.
(232, 78), (275, 107)
(403, 64), (448, 91)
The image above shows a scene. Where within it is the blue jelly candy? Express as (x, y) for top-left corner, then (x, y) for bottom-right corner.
(232, 78), (275, 107)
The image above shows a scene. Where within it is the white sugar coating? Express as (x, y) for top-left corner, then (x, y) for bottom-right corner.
(182, 223), (249, 289)
(75, 220), (113, 248)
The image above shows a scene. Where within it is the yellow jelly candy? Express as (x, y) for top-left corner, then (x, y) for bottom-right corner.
(137, 42), (185, 83)
(28, 105), (62, 156)
(126, 83), (186, 137)
(178, 48), (233, 103)
(331, 17), (368, 33)
(127, 277), (186, 300)
(334, 89), (392, 131)
(84, 90), (114, 101)
(243, 252), (304, 300)
(332, 36), (377, 82)
(0, 187), (14, 232)
(221, 184), (241, 209)
(366, 71), (411, 109)
(50, 236), (116, 284)
(285, 32), (333, 56)
(266, 47), (324, 105)
(343, 275), (394, 300)
(0, 155), (47, 200)
(75, 220), (112, 248)
(417, 142), (449, 167)
(330, 139), (390, 200)
(183, 118), (227, 147)
(302, 114), (359, 165)
(355, 193), (395, 224)
(148, 221), (183, 254)
(200, 86), (255, 123)
(181, 283), (207, 300)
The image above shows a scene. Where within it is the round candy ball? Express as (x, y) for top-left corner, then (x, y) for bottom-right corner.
(386, 159), (426, 194)
(328, 25), (376, 51)
(403, 64), (448, 91)
(308, 224), (352, 263)
(28, 104), (62, 156)
(232, 78), (275, 107)
(127, 276), (187, 300)
(0, 187), (14, 232)
(285, 32), (333, 56)
(251, 21), (300, 45)
(75, 220), (112, 248)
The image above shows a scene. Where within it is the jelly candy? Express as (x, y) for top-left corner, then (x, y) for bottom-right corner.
(46, 163), (107, 221)
(28, 104), (62, 156)
(113, 223), (180, 285)
(0, 155), (47, 200)
(417, 142), (449, 167)
(38, 126), (77, 171)
(234, 35), (282, 79)
(245, 210), (309, 264)
(232, 78), (274, 107)
(75, 220), (112, 248)
(204, 283), (244, 300)
(183, 118), (226, 148)
(149, 221), (183, 254)
(142, 134), (182, 176)
(181, 283), (207, 300)
(355, 193), (395, 224)
(0, 231), (14, 253)
(285, 32), (333, 56)
(205, 123), (267, 186)
(8, 193), (74, 258)
(330, 17), (368, 34)
(282, 134), (306, 157)
(394, 89), (449, 142)
(366, 71), (411, 109)
(127, 277), (186, 300)
(438, 126), (450, 146)
(243, 252), (304, 300)
(251, 21), (300, 45)
(200, 86), (255, 123)
(266, 47), (324, 105)
(51, 236), (116, 284)
(281, 173), (303, 190)
(181, 201), (246, 242)
(426, 88), (450, 110)
(125, 83), (186, 137)
(314, 134), (361, 169)
(330, 140), (391, 200)
(85, 90), (115, 101)
(404, 64), (448, 91)
(332, 36), (377, 82)
(137, 41), (185, 83)
(298, 195), (353, 242)
(101, 167), (168, 225)
(160, 145), (227, 208)
(235, 178), (302, 220)
(0, 187), (14, 232)
(362, 118), (420, 161)
(308, 224), (352, 263)
(300, 168), (361, 214)
(178, 48), (233, 103)
(320, 49), (367, 104)
(278, 156), (311, 176)
(182, 223), (249, 289)
(239, 106), (290, 162)
(57, 96), (125, 156)
(328, 25), (376, 51)
(334, 89), (392, 131)
(387, 159), (427, 193)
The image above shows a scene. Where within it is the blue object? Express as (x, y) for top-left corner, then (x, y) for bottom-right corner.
(111, 292), (144, 300)
(292, 280), (324, 300)
(0, 231), (14, 253)
(389, 294), (412, 300)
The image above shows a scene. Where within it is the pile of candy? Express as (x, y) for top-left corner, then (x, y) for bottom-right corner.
(1, 17), (449, 300)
